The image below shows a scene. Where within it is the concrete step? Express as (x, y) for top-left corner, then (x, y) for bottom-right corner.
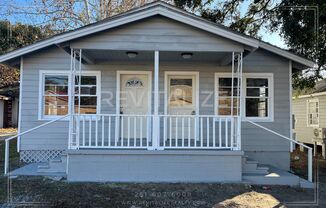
(38, 156), (67, 173)
(38, 163), (66, 173)
(242, 156), (269, 174)
(38, 164), (50, 169)
(243, 165), (269, 174)
(51, 158), (62, 163)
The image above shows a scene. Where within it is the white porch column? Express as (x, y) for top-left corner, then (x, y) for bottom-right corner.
(237, 52), (243, 150)
(152, 51), (161, 150)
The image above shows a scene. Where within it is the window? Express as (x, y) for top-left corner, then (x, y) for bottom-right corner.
(215, 75), (239, 115)
(244, 75), (272, 120)
(43, 74), (69, 117)
(74, 75), (99, 114)
(169, 78), (193, 107)
(307, 99), (319, 126)
(215, 73), (273, 121)
(39, 71), (100, 120)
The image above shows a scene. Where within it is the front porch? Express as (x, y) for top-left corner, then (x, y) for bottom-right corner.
(68, 49), (243, 151)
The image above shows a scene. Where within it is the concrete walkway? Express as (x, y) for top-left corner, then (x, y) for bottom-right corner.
(9, 163), (66, 177)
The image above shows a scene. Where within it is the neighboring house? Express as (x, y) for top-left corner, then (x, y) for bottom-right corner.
(0, 2), (315, 185)
(293, 80), (326, 156)
(0, 83), (19, 128)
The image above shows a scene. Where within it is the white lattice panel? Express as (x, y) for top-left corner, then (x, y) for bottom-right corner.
(20, 150), (64, 163)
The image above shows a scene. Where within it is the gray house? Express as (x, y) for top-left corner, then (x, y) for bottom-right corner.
(0, 2), (315, 186)
(293, 80), (326, 157)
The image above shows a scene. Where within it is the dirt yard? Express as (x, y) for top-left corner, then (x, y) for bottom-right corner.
(0, 141), (325, 207)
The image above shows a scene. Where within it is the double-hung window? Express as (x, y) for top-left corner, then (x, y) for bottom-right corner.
(215, 74), (239, 116)
(41, 72), (70, 119)
(307, 99), (319, 127)
(215, 73), (273, 121)
(39, 71), (100, 120)
(74, 74), (99, 114)
(244, 74), (273, 120)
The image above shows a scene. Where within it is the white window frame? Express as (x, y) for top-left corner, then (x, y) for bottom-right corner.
(215, 73), (274, 122)
(307, 98), (319, 127)
(243, 73), (274, 122)
(38, 70), (101, 120)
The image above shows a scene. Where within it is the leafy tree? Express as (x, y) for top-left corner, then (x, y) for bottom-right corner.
(0, 21), (52, 88)
(272, 0), (325, 91)
(175, 0), (275, 38)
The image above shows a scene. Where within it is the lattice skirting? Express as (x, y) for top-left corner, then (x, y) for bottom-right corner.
(20, 150), (64, 163)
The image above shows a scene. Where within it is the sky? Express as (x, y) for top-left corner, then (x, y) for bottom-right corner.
(0, 0), (288, 49)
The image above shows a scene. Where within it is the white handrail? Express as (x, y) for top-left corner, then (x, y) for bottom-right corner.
(4, 115), (69, 175)
(245, 119), (313, 182)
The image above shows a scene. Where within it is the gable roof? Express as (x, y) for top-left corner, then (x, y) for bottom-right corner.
(0, 1), (315, 68)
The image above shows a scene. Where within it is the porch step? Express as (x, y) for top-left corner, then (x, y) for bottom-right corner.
(242, 156), (269, 175)
(37, 156), (66, 173)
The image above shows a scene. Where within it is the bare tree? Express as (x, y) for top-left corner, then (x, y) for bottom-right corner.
(1, 0), (172, 32)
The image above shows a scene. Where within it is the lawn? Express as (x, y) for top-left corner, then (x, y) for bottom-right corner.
(0, 140), (325, 208)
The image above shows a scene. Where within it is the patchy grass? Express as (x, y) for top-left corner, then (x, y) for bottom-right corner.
(0, 143), (324, 207)
(0, 177), (315, 208)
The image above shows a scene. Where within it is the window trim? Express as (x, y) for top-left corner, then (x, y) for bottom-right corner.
(306, 98), (319, 127)
(38, 70), (101, 120)
(214, 72), (274, 122)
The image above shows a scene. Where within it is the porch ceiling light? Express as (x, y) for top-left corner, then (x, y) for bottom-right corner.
(181, 52), (193, 59)
(126, 51), (138, 58)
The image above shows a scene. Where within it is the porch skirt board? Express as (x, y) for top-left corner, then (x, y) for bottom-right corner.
(66, 150), (243, 182)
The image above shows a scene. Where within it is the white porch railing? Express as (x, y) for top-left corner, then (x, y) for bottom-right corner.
(69, 114), (241, 150)
(159, 115), (240, 149)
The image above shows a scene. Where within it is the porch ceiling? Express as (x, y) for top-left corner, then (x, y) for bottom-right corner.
(82, 49), (233, 65)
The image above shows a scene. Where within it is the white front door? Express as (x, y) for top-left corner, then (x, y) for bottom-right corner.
(166, 73), (198, 140)
(120, 73), (151, 139)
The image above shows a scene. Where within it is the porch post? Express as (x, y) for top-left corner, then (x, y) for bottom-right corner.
(152, 51), (161, 150)
(68, 48), (74, 150)
(237, 52), (243, 150)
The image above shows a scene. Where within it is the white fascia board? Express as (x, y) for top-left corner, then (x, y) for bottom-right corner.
(259, 42), (315, 68)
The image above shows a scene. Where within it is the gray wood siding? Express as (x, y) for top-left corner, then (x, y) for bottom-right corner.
(21, 47), (70, 150)
(293, 94), (326, 144)
(21, 47), (290, 157)
(70, 16), (244, 52)
(242, 49), (290, 152)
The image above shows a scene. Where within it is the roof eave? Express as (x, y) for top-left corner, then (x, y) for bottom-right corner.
(259, 42), (315, 68)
